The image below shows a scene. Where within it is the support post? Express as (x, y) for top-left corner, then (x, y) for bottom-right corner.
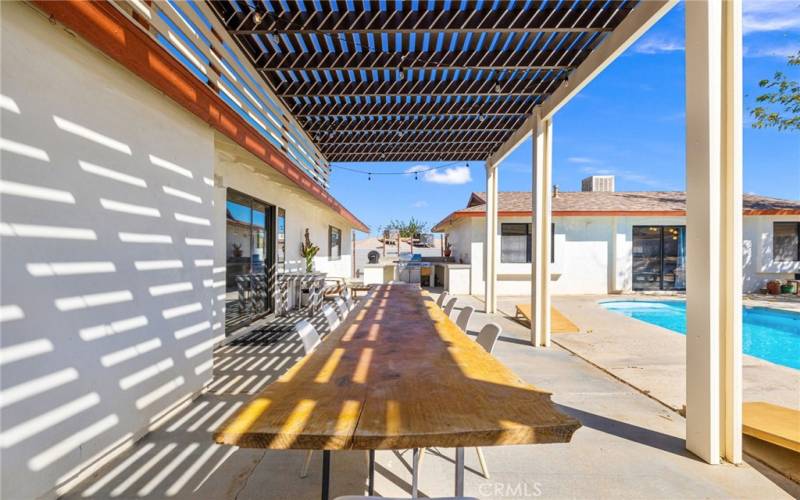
(484, 161), (498, 314)
(531, 110), (552, 347)
(685, 0), (742, 465)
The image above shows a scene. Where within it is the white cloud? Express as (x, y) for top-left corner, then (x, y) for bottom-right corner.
(744, 43), (800, 58)
(405, 165), (472, 185)
(411, 200), (428, 208)
(633, 35), (684, 54)
(743, 0), (800, 33)
(567, 156), (600, 164)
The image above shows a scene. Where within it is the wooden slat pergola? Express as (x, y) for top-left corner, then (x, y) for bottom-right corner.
(207, 0), (639, 163)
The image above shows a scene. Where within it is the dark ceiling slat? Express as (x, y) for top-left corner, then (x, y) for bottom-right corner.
(321, 139), (503, 156)
(304, 114), (527, 133)
(231, 5), (630, 34)
(258, 49), (586, 72)
(314, 128), (516, 145)
(292, 96), (534, 118)
(328, 151), (490, 162)
(274, 76), (556, 99)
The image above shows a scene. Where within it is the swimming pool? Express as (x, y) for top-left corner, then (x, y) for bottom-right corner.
(600, 300), (800, 370)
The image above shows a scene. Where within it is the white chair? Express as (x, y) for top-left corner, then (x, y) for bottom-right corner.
(443, 296), (458, 316)
(436, 291), (449, 307)
(455, 305), (474, 332)
(295, 319), (321, 356)
(343, 289), (356, 311)
(322, 303), (340, 332)
(476, 323), (501, 354)
(413, 322), (501, 483)
(472, 322), (502, 479)
(334, 297), (349, 319)
(296, 318), (324, 479)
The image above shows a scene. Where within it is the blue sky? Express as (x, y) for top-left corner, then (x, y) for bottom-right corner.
(328, 1), (800, 235)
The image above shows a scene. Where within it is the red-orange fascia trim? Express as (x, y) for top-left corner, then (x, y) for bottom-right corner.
(32, 1), (369, 232)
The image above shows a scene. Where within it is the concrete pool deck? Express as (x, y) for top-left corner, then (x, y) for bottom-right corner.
(60, 293), (798, 499)
(494, 295), (800, 413)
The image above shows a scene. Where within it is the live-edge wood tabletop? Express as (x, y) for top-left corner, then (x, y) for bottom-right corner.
(214, 284), (580, 450)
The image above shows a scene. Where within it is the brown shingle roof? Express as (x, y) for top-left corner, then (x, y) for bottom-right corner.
(432, 191), (800, 231)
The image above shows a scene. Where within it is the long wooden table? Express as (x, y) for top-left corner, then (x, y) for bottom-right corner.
(214, 284), (580, 497)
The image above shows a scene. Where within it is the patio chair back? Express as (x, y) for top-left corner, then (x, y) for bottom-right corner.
(455, 305), (474, 332)
(443, 296), (458, 316)
(295, 319), (321, 355)
(334, 297), (349, 319)
(476, 323), (502, 354)
(341, 287), (355, 309)
(322, 303), (341, 331)
(436, 291), (449, 307)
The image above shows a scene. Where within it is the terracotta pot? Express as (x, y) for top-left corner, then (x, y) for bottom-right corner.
(767, 280), (782, 295)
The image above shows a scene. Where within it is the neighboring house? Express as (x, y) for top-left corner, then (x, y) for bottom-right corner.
(432, 177), (800, 296)
(0, 4), (366, 499)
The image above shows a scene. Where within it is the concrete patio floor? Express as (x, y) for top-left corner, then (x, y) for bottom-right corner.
(61, 294), (797, 499)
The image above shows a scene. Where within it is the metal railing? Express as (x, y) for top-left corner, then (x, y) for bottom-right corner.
(110, 0), (330, 188)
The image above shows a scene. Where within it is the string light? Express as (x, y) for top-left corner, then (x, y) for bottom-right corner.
(333, 161), (472, 179)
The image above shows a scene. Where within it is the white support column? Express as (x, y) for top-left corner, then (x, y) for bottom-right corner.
(685, 0), (743, 465)
(484, 161), (498, 314)
(531, 111), (552, 347)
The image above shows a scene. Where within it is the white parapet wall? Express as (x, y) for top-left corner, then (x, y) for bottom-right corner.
(0, 4), (217, 498)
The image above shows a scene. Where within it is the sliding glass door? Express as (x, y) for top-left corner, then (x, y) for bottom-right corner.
(632, 225), (686, 291)
(225, 190), (275, 333)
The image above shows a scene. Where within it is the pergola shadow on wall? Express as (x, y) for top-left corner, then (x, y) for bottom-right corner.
(205, 0), (744, 466)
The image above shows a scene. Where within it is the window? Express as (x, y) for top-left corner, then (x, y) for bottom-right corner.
(499, 223), (556, 263)
(774, 222), (800, 262)
(501, 223), (530, 263)
(277, 208), (286, 267)
(329, 226), (341, 260)
(632, 225), (686, 291)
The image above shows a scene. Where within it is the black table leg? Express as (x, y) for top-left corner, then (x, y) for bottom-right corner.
(411, 448), (419, 497)
(368, 449), (375, 495)
(454, 447), (464, 497)
(321, 450), (331, 500)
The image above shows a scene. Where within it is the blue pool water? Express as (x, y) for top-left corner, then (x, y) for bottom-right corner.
(601, 300), (800, 370)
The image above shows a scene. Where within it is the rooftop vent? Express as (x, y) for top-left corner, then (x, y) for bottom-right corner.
(581, 175), (615, 192)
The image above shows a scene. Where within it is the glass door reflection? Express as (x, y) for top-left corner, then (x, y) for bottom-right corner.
(225, 191), (274, 333)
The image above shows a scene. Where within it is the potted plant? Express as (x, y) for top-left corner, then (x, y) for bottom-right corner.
(300, 228), (319, 273)
(781, 281), (797, 294)
(232, 242), (243, 259)
(443, 241), (453, 258)
(767, 279), (782, 295)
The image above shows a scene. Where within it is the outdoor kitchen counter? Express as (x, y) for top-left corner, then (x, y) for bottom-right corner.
(433, 262), (471, 294)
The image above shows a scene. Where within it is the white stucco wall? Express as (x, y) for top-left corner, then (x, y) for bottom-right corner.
(442, 211), (798, 296)
(1, 5), (216, 498)
(742, 215), (800, 292)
